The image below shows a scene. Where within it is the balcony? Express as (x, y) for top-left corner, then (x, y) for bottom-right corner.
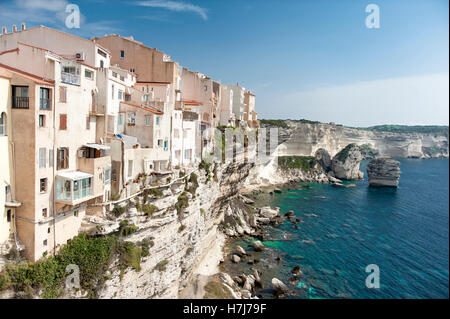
(77, 144), (111, 197)
(55, 171), (94, 205)
(12, 96), (29, 109)
(61, 72), (80, 86)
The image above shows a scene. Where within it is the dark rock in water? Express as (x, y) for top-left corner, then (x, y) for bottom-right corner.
(247, 260), (254, 265)
(290, 255), (304, 260)
(295, 218), (301, 223)
(274, 188), (282, 194)
(293, 225), (299, 229)
(304, 185), (312, 189)
(254, 259), (261, 264)
(367, 157), (401, 187)
(275, 255), (282, 262)
(292, 265), (303, 276)
(331, 182), (347, 188)
(285, 210), (294, 217)
(235, 245), (247, 257)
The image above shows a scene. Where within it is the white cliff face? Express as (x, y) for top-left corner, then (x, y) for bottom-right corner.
(330, 144), (364, 180)
(93, 161), (255, 299)
(367, 157), (401, 187)
(274, 122), (449, 159)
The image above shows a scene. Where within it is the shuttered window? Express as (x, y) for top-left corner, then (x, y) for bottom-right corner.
(39, 148), (46, 168)
(49, 149), (54, 167)
(60, 114), (67, 130)
(59, 87), (67, 103)
(57, 147), (69, 170)
(86, 116), (90, 130)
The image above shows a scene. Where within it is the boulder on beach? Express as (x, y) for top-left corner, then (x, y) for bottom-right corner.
(259, 206), (280, 219)
(231, 254), (241, 263)
(271, 278), (289, 295)
(274, 188), (282, 194)
(284, 210), (294, 217)
(252, 240), (265, 252)
(367, 157), (401, 187)
(235, 245), (247, 256)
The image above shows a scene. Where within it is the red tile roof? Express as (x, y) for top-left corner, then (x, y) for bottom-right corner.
(120, 101), (163, 115)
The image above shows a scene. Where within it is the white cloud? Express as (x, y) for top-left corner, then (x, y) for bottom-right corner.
(279, 74), (449, 126)
(136, 0), (208, 20)
(15, 0), (68, 12)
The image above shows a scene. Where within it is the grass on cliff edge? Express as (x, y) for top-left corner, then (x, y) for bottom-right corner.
(0, 233), (145, 299)
(278, 156), (317, 171)
(203, 278), (233, 299)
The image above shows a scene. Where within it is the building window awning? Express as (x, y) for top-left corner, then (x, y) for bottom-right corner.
(83, 143), (110, 151)
(56, 171), (93, 181)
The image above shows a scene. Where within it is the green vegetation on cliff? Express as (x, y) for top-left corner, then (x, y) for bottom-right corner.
(0, 233), (147, 299)
(259, 119), (289, 128)
(278, 156), (317, 171)
(358, 125), (449, 135)
(335, 143), (357, 162)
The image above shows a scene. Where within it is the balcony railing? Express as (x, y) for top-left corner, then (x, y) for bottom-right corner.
(61, 72), (80, 85)
(40, 98), (51, 110)
(12, 96), (29, 109)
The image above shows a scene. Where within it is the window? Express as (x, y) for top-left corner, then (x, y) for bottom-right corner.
(163, 140), (168, 150)
(42, 208), (47, 218)
(43, 239), (47, 246)
(48, 227), (51, 233)
(40, 88), (51, 110)
(118, 113), (124, 126)
(49, 150), (53, 168)
(74, 210), (78, 217)
(142, 94), (148, 102)
(86, 116), (90, 130)
(7, 210), (11, 223)
(100, 60), (104, 68)
(40, 178), (47, 193)
(127, 112), (136, 125)
(59, 114), (67, 130)
(175, 150), (180, 159)
(120, 76), (125, 81)
(174, 129), (180, 138)
(111, 85), (114, 100)
(127, 160), (133, 177)
(112, 72), (118, 78)
(59, 87), (67, 103)
(85, 69), (93, 80)
(120, 50), (125, 58)
(0, 112), (6, 135)
(125, 94), (131, 102)
(204, 85), (208, 91)
(118, 90), (123, 100)
(184, 149), (192, 160)
(130, 69), (135, 73)
(155, 116), (161, 126)
(157, 139), (163, 147)
(105, 169), (110, 184)
(12, 86), (29, 108)
(39, 148), (46, 168)
(57, 147), (69, 170)
(97, 49), (107, 58)
(145, 116), (151, 126)
(39, 114), (45, 127)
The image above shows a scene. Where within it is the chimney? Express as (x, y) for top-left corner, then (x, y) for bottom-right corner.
(21, 23), (26, 31)
(12, 25), (17, 32)
(2, 27), (7, 35)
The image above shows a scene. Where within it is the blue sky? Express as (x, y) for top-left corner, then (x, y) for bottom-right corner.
(0, 0), (448, 126)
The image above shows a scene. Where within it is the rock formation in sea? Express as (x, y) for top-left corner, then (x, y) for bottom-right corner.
(366, 157), (401, 187)
(331, 144), (364, 180)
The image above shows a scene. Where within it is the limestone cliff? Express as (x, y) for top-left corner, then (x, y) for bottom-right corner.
(367, 157), (401, 187)
(265, 121), (449, 159)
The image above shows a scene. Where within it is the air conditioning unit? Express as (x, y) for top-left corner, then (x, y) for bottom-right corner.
(75, 52), (86, 61)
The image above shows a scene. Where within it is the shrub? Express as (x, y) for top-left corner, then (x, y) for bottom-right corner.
(118, 241), (142, 271)
(178, 224), (186, 233)
(278, 156), (317, 171)
(142, 204), (158, 218)
(112, 205), (126, 217)
(154, 260), (169, 272)
(119, 220), (138, 237)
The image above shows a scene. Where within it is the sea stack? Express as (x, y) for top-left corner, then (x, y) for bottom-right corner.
(366, 157), (401, 187)
(331, 144), (364, 180)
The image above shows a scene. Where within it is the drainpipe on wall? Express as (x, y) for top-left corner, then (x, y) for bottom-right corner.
(52, 83), (57, 257)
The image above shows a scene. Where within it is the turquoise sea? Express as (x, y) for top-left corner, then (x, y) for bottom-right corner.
(226, 159), (449, 299)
